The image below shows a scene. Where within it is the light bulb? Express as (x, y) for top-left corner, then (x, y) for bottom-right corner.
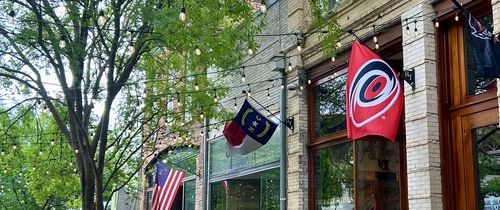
(307, 79), (311, 84)
(98, 10), (105, 26)
(373, 36), (378, 43)
(179, 7), (186, 22)
(51, 140), (55, 146)
(455, 13), (459, 22)
(59, 39), (66, 48)
(195, 47), (201, 55)
(300, 85), (304, 90)
(12, 144), (16, 150)
(73, 168), (77, 172)
(434, 20), (439, 28)
(336, 41), (342, 48)
(39, 150), (43, 155)
(288, 63), (292, 71)
(281, 84), (284, 89)
(375, 43), (379, 50)
(3, 169), (6, 174)
(194, 83), (199, 91)
(297, 44), (302, 52)
(247, 48), (254, 55)
(406, 26), (410, 35)
(267, 93), (270, 100)
(260, 4), (267, 13)
(214, 97), (218, 103)
(32, 166), (36, 171)
(200, 112), (204, 119)
(331, 57), (335, 62)
(75, 149), (79, 154)
(128, 43), (135, 53)
(241, 74), (246, 83)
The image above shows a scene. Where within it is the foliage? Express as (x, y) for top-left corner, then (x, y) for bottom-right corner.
(0, 0), (261, 209)
(309, 0), (341, 57)
(318, 142), (353, 207)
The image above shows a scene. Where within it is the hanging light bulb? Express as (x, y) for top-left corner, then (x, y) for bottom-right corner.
(59, 35), (66, 48)
(3, 168), (6, 174)
(455, 13), (459, 22)
(98, 10), (106, 26)
(247, 85), (252, 97)
(267, 89), (271, 100)
(375, 43), (379, 50)
(128, 42), (136, 53)
(213, 90), (218, 102)
(39, 149), (43, 155)
(331, 56), (335, 62)
(336, 41), (342, 48)
(194, 82), (199, 91)
(280, 83), (285, 89)
(75, 149), (79, 154)
(288, 63), (293, 71)
(234, 98), (237, 108)
(296, 43), (302, 52)
(32, 165), (36, 171)
(200, 111), (204, 119)
(12, 144), (17, 150)
(51, 140), (55, 146)
(179, 7), (186, 22)
(406, 25), (410, 35)
(434, 19), (440, 28)
(300, 84), (304, 90)
(247, 48), (254, 55)
(46, 170), (49, 175)
(241, 67), (246, 83)
(0, 150), (3, 156)
(260, 3), (267, 13)
(373, 36), (378, 43)
(73, 168), (77, 173)
(195, 47), (201, 56)
(307, 79), (311, 85)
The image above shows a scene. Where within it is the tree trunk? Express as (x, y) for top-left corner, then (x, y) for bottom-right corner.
(81, 171), (95, 210)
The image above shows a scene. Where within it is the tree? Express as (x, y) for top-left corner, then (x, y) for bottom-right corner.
(0, 0), (260, 209)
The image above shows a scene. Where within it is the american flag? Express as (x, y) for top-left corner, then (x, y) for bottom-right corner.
(151, 161), (184, 210)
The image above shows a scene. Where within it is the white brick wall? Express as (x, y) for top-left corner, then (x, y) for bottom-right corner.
(401, 3), (442, 210)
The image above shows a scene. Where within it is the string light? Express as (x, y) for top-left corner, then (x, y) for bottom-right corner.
(194, 81), (199, 91)
(331, 56), (335, 62)
(38, 149), (43, 155)
(200, 111), (204, 119)
(434, 18), (440, 28)
(213, 89), (218, 103)
(288, 63), (292, 71)
(46, 170), (49, 175)
(3, 168), (6, 174)
(296, 43), (302, 52)
(0, 149), (3, 156)
(179, 7), (186, 22)
(260, 2), (267, 13)
(336, 41), (342, 48)
(247, 84), (252, 97)
(241, 67), (246, 83)
(195, 47), (201, 56)
(307, 79), (311, 85)
(373, 36), (378, 43)
(51, 140), (55, 146)
(32, 165), (36, 171)
(247, 48), (254, 55)
(75, 149), (79, 154)
(414, 20), (418, 35)
(455, 13), (459, 22)
(59, 35), (66, 48)
(233, 98), (237, 108)
(267, 88), (270, 100)
(98, 10), (106, 26)
(375, 43), (379, 50)
(280, 83), (284, 89)
(128, 42), (136, 53)
(12, 144), (17, 150)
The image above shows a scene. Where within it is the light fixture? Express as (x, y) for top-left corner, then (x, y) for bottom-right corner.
(128, 42), (136, 53)
(288, 63), (292, 71)
(39, 149), (43, 155)
(336, 41), (342, 48)
(213, 89), (218, 103)
(260, 3), (267, 13)
(59, 35), (66, 48)
(247, 48), (254, 55)
(455, 13), (459, 22)
(375, 43), (379, 50)
(331, 56), (335, 62)
(434, 19), (440, 28)
(267, 89), (270, 100)
(12, 144), (17, 150)
(297, 43), (302, 52)
(200, 112), (204, 119)
(179, 7), (186, 22)
(32, 165), (36, 171)
(51, 140), (55, 146)
(307, 79), (311, 85)
(195, 47), (201, 56)
(247, 84), (252, 97)
(194, 82), (199, 91)
(373, 36), (378, 43)
(241, 67), (246, 83)
(98, 10), (106, 26)
(406, 25), (410, 35)
(75, 149), (79, 154)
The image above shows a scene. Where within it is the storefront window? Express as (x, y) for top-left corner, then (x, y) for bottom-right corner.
(313, 73), (347, 138)
(356, 139), (402, 210)
(465, 14), (496, 96)
(473, 125), (500, 210)
(183, 179), (196, 210)
(210, 168), (279, 210)
(209, 121), (281, 177)
(314, 142), (354, 209)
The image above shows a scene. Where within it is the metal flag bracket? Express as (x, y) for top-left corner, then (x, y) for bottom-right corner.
(285, 116), (294, 131)
(403, 68), (415, 90)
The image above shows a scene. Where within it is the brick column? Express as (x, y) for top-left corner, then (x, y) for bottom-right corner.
(401, 3), (443, 210)
(285, 68), (308, 210)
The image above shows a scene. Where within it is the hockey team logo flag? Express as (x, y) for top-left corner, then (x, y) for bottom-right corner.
(346, 41), (402, 142)
(223, 99), (278, 156)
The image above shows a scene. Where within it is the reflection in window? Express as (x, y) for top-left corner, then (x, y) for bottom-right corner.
(184, 179), (196, 210)
(314, 142), (354, 209)
(465, 13), (497, 96)
(473, 125), (500, 210)
(210, 168), (279, 210)
(314, 73), (347, 137)
(356, 139), (401, 210)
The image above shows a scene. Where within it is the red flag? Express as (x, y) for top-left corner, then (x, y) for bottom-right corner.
(346, 41), (403, 142)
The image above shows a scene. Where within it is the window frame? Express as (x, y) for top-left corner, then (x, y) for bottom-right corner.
(307, 35), (407, 210)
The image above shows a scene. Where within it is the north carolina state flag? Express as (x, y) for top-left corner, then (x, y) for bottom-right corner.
(346, 41), (403, 142)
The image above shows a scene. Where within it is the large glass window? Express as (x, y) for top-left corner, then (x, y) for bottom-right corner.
(356, 139), (402, 210)
(314, 142), (354, 209)
(473, 125), (500, 210)
(210, 168), (279, 210)
(465, 13), (496, 96)
(313, 73), (347, 138)
(183, 179), (196, 210)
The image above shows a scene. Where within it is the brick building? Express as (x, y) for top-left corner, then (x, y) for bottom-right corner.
(141, 0), (500, 209)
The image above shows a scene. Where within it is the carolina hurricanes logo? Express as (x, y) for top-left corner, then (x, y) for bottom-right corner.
(468, 15), (491, 40)
(348, 59), (400, 128)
